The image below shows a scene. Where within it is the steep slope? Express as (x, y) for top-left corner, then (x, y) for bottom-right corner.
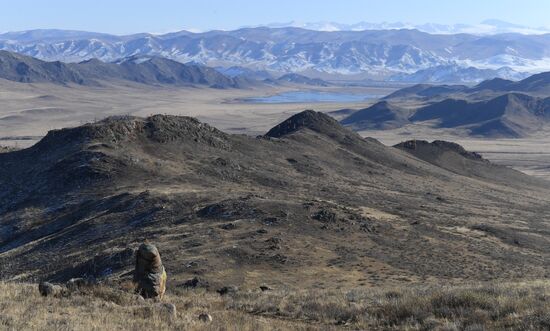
(340, 101), (410, 130)
(0, 51), (241, 87)
(0, 50), (87, 84)
(1, 111), (549, 291)
(265, 109), (351, 139)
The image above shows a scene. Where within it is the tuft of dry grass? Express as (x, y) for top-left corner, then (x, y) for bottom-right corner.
(226, 281), (550, 330)
(0, 280), (548, 330)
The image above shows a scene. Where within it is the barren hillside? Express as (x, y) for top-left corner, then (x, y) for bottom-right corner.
(1, 111), (549, 291)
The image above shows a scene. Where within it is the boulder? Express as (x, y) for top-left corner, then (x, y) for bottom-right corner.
(198, 313), (212, 322)
(181, 276), (210, 289)
(220, 223), (237, 230)
(38, 282), (63, 297)
(217, 285), (238, 296)
(312, 209), (337, 223)
(157, 303), (177, 318)
(134, 243), (167, 299)
(66, 277), (92, 291)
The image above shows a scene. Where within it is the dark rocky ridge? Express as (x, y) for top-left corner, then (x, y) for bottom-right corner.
(392, 139), (536, 184)
(1, 110), (549, 290)
(343, 92), (550, 138)
(397, 140), (484, 161)
(265, 109), (350, 139)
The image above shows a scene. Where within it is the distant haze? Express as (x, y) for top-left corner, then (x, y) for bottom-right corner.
(0, 0), (549, 35)
(257, 20), (550, 35)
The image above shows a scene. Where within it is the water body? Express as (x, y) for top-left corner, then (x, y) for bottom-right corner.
(243, 91), (381, 104)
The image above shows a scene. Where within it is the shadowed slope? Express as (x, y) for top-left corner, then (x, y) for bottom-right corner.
(341, 101), (410, 130)
(0, 50), (241, 87)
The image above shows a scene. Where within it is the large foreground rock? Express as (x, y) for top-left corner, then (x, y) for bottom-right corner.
(38, 282), (63, 297)
(134, 243), (167, 299)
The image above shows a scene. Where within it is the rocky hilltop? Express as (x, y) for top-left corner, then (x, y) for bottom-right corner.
(0, 111), (549, 290)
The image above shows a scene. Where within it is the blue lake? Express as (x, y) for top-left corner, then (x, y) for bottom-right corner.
(243, 91), (381, 104)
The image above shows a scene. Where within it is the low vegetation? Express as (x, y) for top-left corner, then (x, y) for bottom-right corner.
(1, 280), (548, 330)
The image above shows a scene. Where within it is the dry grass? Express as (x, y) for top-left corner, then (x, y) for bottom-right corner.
(228, 281), (550, 330)
(0, 281), (548, 330)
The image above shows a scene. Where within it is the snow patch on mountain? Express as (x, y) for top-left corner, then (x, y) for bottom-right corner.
(2, 27), (550, 83)
(390, 64), (528, 84)
(260, 19), (550, 35)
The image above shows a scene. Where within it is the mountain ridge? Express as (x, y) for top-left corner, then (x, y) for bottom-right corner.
(2, 27), (550, 80)
(343, 91), (550, 137)
(0, 50), (242, 87)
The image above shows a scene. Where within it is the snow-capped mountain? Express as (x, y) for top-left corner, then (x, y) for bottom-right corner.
(1, 27), (550, 82)
(262, 19), (550, 35)
(389, 65), (529, 84)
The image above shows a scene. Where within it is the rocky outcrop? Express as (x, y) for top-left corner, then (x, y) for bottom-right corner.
(395, 140), (484, 161)
(38, 282), (63, 297)
(134, 243), (167, 300)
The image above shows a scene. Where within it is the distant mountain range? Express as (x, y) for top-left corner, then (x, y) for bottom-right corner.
(2, 27), (550, 82)
(389, 65), (528, 84)
(271, 73), (330, 86)
(0, 50), (243, 88)
(342, 71), (550, 138)
(260, 19), (550, 35)
(385, 71), (550, 99)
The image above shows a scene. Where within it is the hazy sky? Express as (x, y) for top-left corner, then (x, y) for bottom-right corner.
(1, 0), (549, 34)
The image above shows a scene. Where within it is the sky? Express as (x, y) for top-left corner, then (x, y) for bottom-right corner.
(0, 0), (549, 35)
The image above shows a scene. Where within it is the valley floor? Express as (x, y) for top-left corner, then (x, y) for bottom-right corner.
(2, 80), (550, 180)
(0, 79), (390, 147)
(1, 280), (548, 330)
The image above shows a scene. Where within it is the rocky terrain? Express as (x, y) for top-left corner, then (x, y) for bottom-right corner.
(1, 110), (549, 293)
